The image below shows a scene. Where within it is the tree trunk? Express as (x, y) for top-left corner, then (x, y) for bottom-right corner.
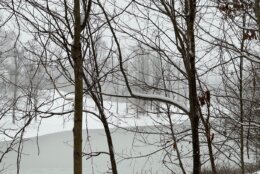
(255, 0), (260, 35)
(100, 113), (118, 174)
(72, 0), (83, 174)
(82, 74), (118, 173)
(239, 15), (246, 174)
(186, 0), (201, 172)
(239, 40), (245, 174)
(187, 31), (201, 174)
(12, 51), (18, 124)
(239, 55), (245, 174)
(198, 92), (216, 174)
(189, 91), (201, 174)
(205, 123), (217, 174)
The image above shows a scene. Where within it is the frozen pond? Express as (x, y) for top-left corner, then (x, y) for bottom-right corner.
(1, 125), (258, 174)
(1, 126), (189, 174)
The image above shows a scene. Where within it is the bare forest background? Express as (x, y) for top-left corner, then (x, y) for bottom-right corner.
(0, 0), (260, 174)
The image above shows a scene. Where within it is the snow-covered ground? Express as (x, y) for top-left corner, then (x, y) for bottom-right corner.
(0, 90), (191, 173)
(251, 172), (260, 174)
(0, 89), (189, 140)
(247, 171), (260, 174)
(0, 90), (259, 174)
(1, 126), (259, 174)
(1, 127), (184, 174)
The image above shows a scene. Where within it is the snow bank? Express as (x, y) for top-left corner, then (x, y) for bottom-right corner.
(0, 89), (188, 139)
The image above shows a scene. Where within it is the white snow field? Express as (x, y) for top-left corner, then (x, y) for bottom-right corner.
(0, 90), (192, 173)
(1, 127), (187, 174)
(0, 90), (258, 173)
(2, 127), (259, 174)
(0, 89), (188, 140)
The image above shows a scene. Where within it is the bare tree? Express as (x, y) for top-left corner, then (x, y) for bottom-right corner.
(97, 0), (205, 173)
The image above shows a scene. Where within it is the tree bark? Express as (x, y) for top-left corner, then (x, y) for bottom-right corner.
(255, 0), (260, 35)
(205, 123), (216, 174)
(240, 55), (245, 174)
(72, 0), (83, 174)
(185, 0), (201, 173)
(100, 113), (118, 174)
(239, 14), (246, 174)
(12, 50), (19, 124)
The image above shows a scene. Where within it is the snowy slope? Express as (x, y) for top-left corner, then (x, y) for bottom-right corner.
(2, 125), (258, 174)
(1, 126), (190, 174)
(1, 90), (258, 174)
(0, 89), (188, 140)
(0, 89), (193, 174)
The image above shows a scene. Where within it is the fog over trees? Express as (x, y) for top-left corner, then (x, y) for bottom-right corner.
(0, 0), (259, 174)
